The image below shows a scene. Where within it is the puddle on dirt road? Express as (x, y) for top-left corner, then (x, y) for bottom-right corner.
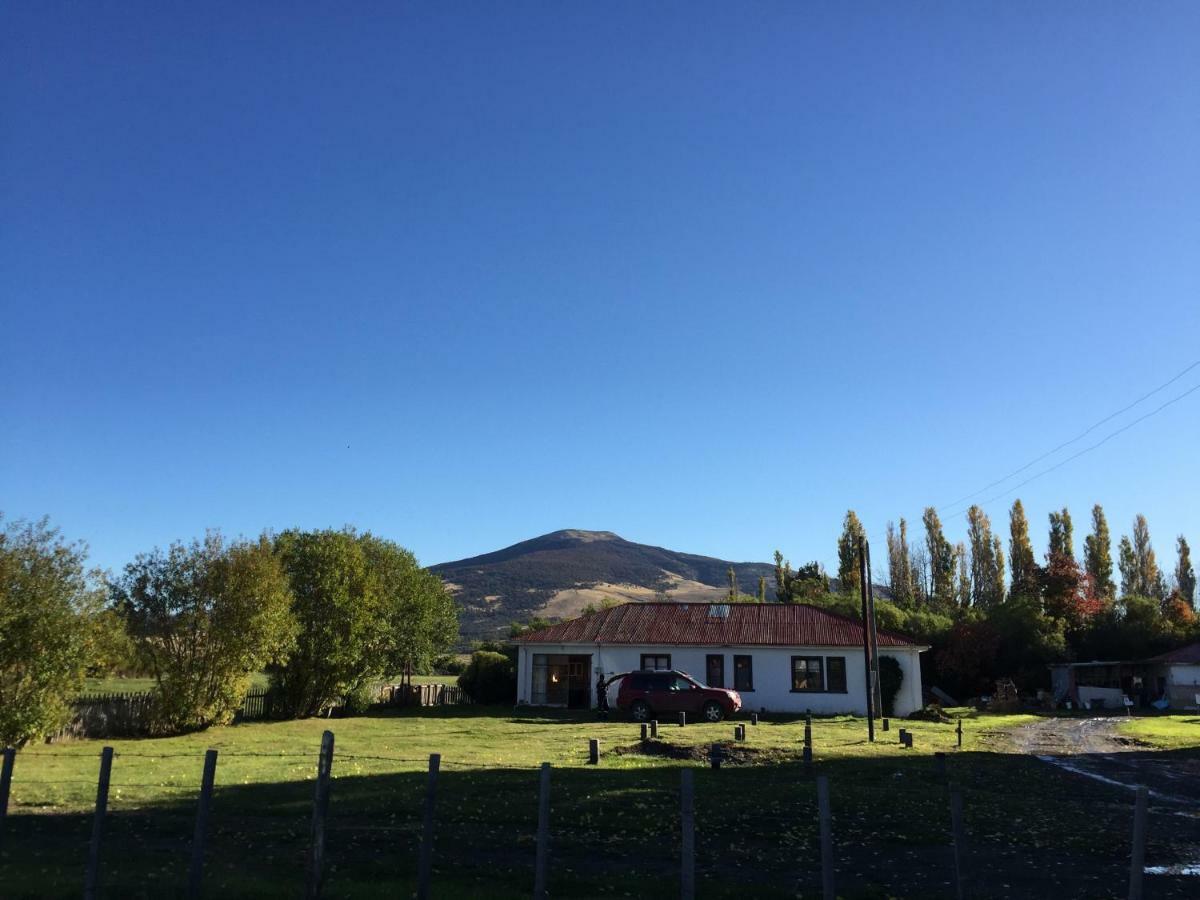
(1146, 863), (1200, 876)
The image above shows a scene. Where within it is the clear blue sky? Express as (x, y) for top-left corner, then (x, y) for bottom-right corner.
(3, 3), (1199, 578)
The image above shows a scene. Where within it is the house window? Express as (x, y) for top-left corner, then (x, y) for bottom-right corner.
(734, 655), (753, 691)
(706, 654), (724, 688)
(827, 657), (847, 693)
(641, 654), (672, 671)
(792, 657), (824, 692)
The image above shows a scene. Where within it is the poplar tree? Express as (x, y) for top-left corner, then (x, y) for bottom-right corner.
(955, 543), (971, 610)
(1131, 514), (1163, 599)
(967, 505), (1005, 608)
(1048, 508), (1074, 561)
(727, 566), (738, 602)
(1118, 536), (1138, 597)
(923, 507), (955, 608)
(886, 520), (915, 607)
(1083, 505), (1115, 601)
(773, 550), (792, 603)
(757, 575), (767, 604)
(836, 510), (866, 597)
(1008, 500), (1039, 599)
(1175, 536), (1195, 608)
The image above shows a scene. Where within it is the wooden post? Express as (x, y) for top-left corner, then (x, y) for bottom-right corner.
(678, 711), (686, 727)
(882, 718), (889, 732)
(588, 738), (600, 765)
(709, 744), (722, 770)
(1128, 785), (1148, 900)
(0, 746), (14, 856)
(750, 712), (758, 726)
(305, 730), (335, 900)
(187, 749), (219, 899)
(934, 752), (946, 782)
(534, 763), (551, 900)
(865, 539), (882, 719)
(817, 775), (834, 900)
(680, 768), (695, 900)
(957, 718), (963, 748)
(950, 786), (966, 900)
(650, 720), (658, 738)
(417, 753), (440, 900)
(858, 536), (875, 742)
(83, 746), (114, 900)
(640, 723), (649, 741)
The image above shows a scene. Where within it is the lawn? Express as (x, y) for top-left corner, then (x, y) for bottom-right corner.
(79, 673), (454, 695)
(2, 708), (1198, 899)
(1118, 714), (1200, 750)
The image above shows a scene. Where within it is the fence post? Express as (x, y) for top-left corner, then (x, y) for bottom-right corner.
(950, 785), (966, 900)
(882, 718), (889, 732)
(588, 738), (600, 765)
(680, 768), (695, 900)
(305, 730), (335, 900)
(650, 720), (659, 738)
(83, 746), (114, 900)
(417, 753), (440, 900)
(0, 746), (14, 855)
(816, 774), (834, 900)
(679, 711), (686, 727)
(803, 714), (813, 768)
(640, 723), (649, 742)
(534, 762), (551, 900)
(187, 749), (219, 899)
(750, 712), (758, 726)
(957, 717), (963, 749)
(709, 744), (722, 770)
(1128, 785), (1148, 900)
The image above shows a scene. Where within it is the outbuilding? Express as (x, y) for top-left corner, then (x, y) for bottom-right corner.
(512, 601), (927, 716)
(1048, 642), (1200, 710)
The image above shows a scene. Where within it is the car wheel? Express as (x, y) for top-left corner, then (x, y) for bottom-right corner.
(630, 700), (651, 722)
(702, 700), (724, 723)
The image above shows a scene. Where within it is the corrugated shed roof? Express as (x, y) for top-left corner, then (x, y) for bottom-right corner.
(1146, 642), (1200, 665)
(514, 602), (918, 647)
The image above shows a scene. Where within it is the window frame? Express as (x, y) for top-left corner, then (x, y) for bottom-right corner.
(705, 654), (725, 688)
(640, 653), (672, 671)
(733, 654), (754, 692)
(826, 656), (848, 693)
(790, 656), (825, 693)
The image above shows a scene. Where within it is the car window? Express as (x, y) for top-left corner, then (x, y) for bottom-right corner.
(670, 676), (693, 691)
(648, 673), (671, 691)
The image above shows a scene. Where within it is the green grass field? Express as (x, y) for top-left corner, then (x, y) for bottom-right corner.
(79, 673), (454, 695)
(1117, 714), (1200, 750)
(3, 708), (1198, 899)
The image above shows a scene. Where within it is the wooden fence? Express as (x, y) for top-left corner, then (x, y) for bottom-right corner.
(60, 682), (471, 740)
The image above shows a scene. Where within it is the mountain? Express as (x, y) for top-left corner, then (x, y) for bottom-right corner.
(431, 529), (778, 641)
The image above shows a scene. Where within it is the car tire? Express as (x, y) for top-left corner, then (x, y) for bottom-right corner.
(630, 700), (651, 722)
(702, 700), (724, 723)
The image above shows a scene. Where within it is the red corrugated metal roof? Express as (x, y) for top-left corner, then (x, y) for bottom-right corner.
(513, 602), (918, 647)
(1146, 642), (1200, 665)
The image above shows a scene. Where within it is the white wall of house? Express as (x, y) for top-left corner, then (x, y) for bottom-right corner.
(1165, 664), (1200, 707)
(516, 643), (925, 717)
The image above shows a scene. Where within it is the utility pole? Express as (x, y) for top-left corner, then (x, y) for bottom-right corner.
(858, 536), (875, 741)
(865, 540), (882, 719)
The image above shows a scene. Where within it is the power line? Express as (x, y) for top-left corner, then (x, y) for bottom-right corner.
(938, 358), (1200, 518)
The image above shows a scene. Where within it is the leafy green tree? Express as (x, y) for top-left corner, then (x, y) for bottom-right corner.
(1047, 508), (1074, 562)
(1120, 515), (1164, 599)
(113, 533), (296, 732)
(836, 511), (866, 597)
(1083, 504), (1115, 602)
(272, 529), (456, 717)
(0, 517), (102, 747)
(922, 508), (955, 609)
(458, 650), (516, 704)
(790, 562), (829, 603)
(955, 543), (970, 610)
(757, 576), (767, 604)
(966, 505), (1005, 609)
(1008, 500), (1039, 600)
(886, 520), (915, 608)
(773, 550), (792, 603)
(86, 607), (139, 677)
(727, 566), (738, 602)
(1175, 536), (1196, 608)
(1118, 535), (1138, 597)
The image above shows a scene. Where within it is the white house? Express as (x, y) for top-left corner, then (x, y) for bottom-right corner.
(513, 602), (927, 717)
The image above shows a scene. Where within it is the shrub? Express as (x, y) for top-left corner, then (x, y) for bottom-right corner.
(878, 655), (904, 717)
(458, 650), (516, 704)
(432, 654), (467, 676)
(342, 683), (376, 716)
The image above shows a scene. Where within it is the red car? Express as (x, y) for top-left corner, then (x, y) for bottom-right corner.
(615, 670), (741, 723)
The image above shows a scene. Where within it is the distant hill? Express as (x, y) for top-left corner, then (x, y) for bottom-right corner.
(431, 529), (779, 641)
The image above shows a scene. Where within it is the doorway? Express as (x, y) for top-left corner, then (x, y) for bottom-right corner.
(531, 653), (593, 708)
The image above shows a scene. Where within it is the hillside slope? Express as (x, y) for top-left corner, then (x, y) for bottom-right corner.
(431, 529), (778, 640)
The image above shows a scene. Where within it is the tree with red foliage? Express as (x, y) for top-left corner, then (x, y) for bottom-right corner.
(1041, 551), (1104, 632)
(935, 619), (1001, 698)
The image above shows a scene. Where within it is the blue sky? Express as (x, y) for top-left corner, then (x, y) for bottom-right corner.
(3, 3), (1198, 578)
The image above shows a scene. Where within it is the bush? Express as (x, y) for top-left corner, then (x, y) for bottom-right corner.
(342, 683), (376, 716)
(458, 650), (516, 704)
(878, 655), (904, 717)
(432, 654), (467, 676)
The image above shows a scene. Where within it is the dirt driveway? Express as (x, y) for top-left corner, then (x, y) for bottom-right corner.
(1009, 716), (1200, 805)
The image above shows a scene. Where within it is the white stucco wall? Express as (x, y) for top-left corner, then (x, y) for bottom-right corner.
(516, 643), (925, 717)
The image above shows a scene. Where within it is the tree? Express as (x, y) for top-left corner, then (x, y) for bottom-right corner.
(1118, 536), (1138, 597)
(272, 529), (456, 718)
(1048, 508), (1074, 562)
(836, 511), (866, 597)
(954, 543), (970, 610)
(113, 532), (296, 732)
(1121, 515), (1164, 599)
(757, 576), (767, 605)
(773, 550), (792, 603)
(922, 508), (955, 609)
(1175, 536), (1196, 609)
(886, 520), (915, 608)
(966, 506), (1005, 609)
(727, 566), (738, 602)
(458, 650), (516, 704)
(0, 517), (102, 747)
(1041, 549), (1102, 632)
(790, 562), (829, 603)
(1008, 500), (1039, 600)
(1083, 505), (1115, 602)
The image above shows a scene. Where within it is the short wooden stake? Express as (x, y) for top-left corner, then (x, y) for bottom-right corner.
(534, 763), (551, 900)
(680, 768), (695, 900)
(305, 730), (335, 900)
(588, 738), (600, 765)
(709, 744), (722, 770)
(1128, 785), (1148, 900)
(640, 723), (649, 741)
(83, 746), (114, 900)
(650, 720), (659, 738)
(882, 718), (889, 732)
(750, 712), (758, 726)
(416, 753), (440, 900)
(950, 785), (966, 900)
(956, 718), (963, 748)
(817, 774), (834, 900)
(187, 749), (218, 899)
(678, 711), (686, 727)
(0, 746), (14, 856)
